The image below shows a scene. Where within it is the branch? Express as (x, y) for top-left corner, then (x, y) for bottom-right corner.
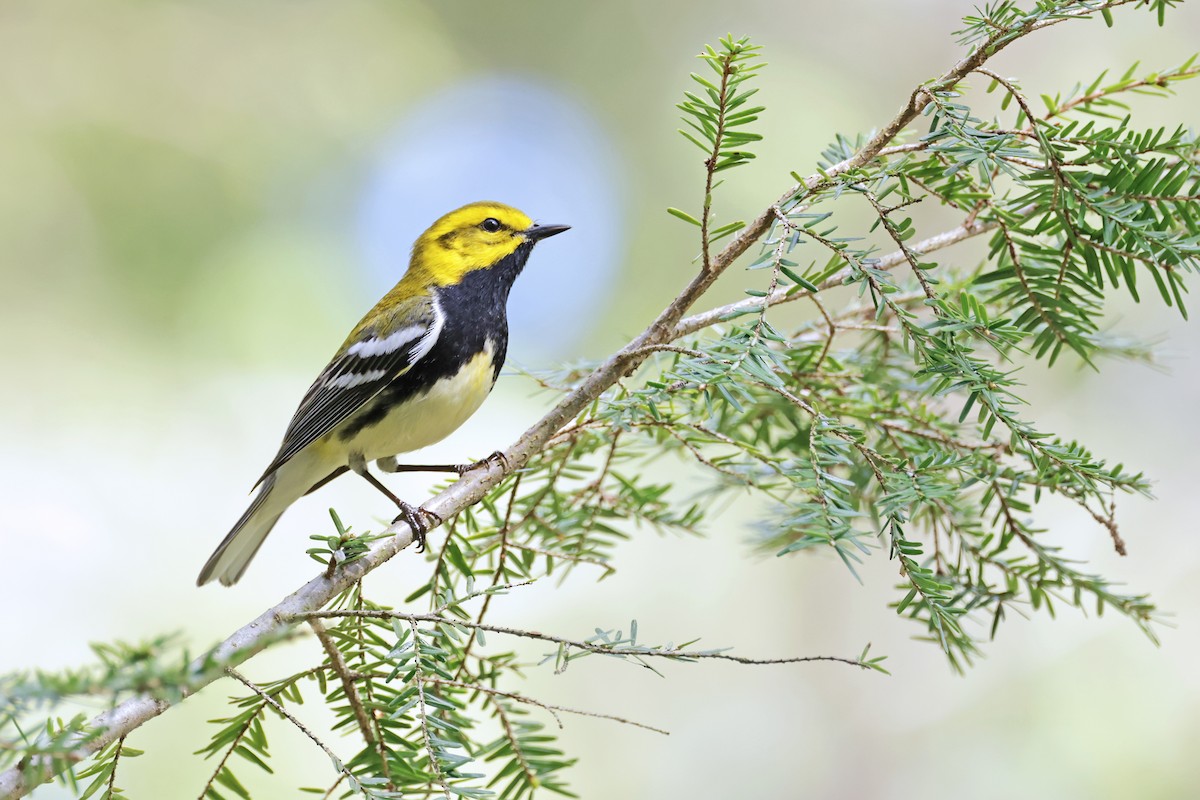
(700, 46), (736, 271)
(300, 610), (876, 669)
(308, 619), (375, 748)
(674, 213), (1004, 338)
(425, 677), (670, 735)
(405, 621), (451, 800)
(0, 7), (1134, 796)
(225, 669), (357, 787)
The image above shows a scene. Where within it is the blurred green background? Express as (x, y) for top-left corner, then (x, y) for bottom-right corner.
(2, 1), (1199, 797)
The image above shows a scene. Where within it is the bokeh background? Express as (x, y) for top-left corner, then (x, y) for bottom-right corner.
(2, 1), (1199, 797)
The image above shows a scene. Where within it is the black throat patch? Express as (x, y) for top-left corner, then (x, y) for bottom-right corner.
(336, 243), (533, 440)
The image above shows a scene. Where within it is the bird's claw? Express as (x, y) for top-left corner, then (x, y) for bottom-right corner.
(456, 450), (509, 475)
(392, 501), (441, 553)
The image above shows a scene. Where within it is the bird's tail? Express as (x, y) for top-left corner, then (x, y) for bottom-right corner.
(197, 475), (286, 587)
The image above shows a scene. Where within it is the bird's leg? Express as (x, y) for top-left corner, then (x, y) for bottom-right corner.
(377, 451), (508, 476)
(349, 454), (439, 553)
(376, 457), (462, 474)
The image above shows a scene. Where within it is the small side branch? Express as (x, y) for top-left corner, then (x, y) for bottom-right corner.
(300, 611), (879, 670)
(426, 677), (669, 735)
(225, 669), (354, 787)
(674, 213), (1005, 338)
(308, 619), (375, 747)
(406, 621), (451, 800)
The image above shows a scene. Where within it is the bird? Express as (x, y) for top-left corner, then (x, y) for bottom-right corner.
(197, 201), (569, 586)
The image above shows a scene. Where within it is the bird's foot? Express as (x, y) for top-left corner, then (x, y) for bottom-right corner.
(456, 450), (509, 475)
(392, 500), (442, 553)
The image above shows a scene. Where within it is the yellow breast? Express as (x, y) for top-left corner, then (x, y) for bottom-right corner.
(341, 341), (497, 462)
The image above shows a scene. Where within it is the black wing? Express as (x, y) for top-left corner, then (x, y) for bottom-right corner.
(254, 296), (443, 484)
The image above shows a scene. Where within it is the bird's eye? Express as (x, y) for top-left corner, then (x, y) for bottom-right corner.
(481, 218), (502, 233)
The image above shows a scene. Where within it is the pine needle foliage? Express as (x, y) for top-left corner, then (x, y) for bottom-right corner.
(2, 4), (1196, 798)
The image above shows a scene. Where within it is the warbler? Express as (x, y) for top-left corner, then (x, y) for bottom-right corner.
(197, 202), (569, 586)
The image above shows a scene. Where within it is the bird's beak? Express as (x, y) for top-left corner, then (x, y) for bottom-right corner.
(524, 223), (571, 242)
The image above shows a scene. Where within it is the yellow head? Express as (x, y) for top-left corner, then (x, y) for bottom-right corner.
(407, 201), (568, 287)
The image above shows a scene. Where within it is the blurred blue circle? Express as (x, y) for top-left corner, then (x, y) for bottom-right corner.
(356, 76), (623, 361)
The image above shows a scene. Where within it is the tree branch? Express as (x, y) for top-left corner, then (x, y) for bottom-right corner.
(308, 619), (376, 748)
(0, 6), (1135, 796)
(300, 610), (875, 669)
(674, 213), (1004, 338)
(225, 669), (356, 787)
(425, 677), (670, 735)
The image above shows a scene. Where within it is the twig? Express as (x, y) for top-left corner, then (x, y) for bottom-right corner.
(505, 541), (614, 573)
(997, 220), (1075, 349)
(196, 709), (255, 800)
(863, 191), (937, 301)
(877, 419), (1006, 453)
(700, 49), (736, 272)
(299, 611), (876, 670)
(105, 736), (125, 798)
(489, 695), (537, 789)
(1043, 64), (1200, 121)
(432, 578), (539, 616)
(225, 669), (354, 786)
(808, 293), (837, 372)
(673, 212), (1007, 338)
(425, 677), (669, 735)
(308, 619), (375, 747)
(321, 773), (347, 800)
(350, 584), (393, 789)
(452, 476), (524, 680)
(1086, 497), (1127, 556)
(406, 621), (451, 800)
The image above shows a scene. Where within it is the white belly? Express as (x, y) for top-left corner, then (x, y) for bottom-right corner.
(338, 343), (497, 462)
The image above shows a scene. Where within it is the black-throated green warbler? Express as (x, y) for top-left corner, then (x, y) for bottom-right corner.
(197, 202), (569, 586)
